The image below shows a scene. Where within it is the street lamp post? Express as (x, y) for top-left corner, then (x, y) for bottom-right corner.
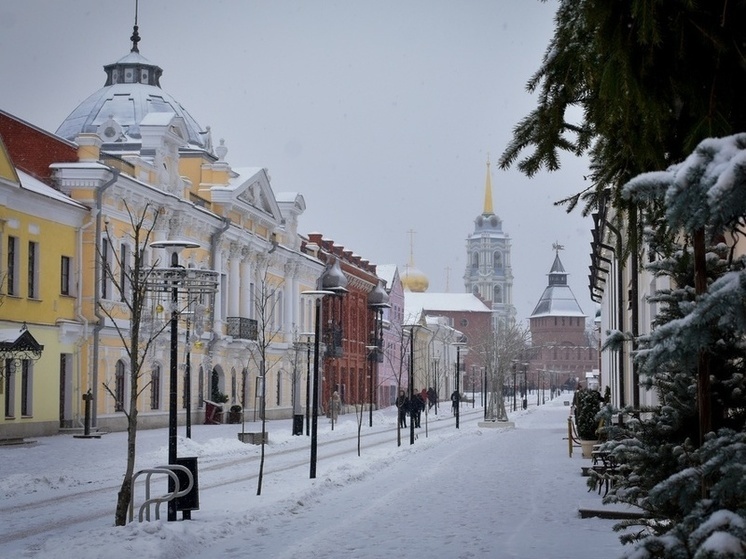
(408, 326), (416, 445)
(512, 360), (517, 412)
(301, 291), (333, 479)
(146, 240), (218, 522)
(522, 362), (529, 410)
(367, 281), (389, 428)
(454, 337), (467, 429)
(302, 332), (314, 436)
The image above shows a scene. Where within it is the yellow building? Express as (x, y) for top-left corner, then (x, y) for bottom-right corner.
(1, 27), (324, 437)
(0, 133), (88, 438)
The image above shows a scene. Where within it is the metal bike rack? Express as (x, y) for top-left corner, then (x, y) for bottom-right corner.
(128, 464), (193, 522)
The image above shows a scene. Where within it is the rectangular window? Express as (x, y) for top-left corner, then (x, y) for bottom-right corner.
(120, 244), (129, 302)
(7, 236), (18, 296)
(101, 239), (111, 299)
(28, 241), (39, 298)
(4, 360), (15, 418)
(61, 255), (71, 295)
(21, 360), (31, 416)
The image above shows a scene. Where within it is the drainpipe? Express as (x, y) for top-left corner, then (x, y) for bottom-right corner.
(74, 215), (96, 428)
(91, 168), (120, 428)
(628, 206), (640, 410)
(206, 217), (231, 358)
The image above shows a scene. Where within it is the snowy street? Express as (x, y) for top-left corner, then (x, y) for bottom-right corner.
(0, 395), (625, 559)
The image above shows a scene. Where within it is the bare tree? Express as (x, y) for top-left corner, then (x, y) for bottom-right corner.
(98, 201), (166, 526)
(244, 260), (284, 496)
(483, 323), (530, 421)
(382, 317), (418, 447)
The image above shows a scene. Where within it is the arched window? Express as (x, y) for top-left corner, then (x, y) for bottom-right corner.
(493, 251), (503, 271)
(472, 285), (479, 297)
(211, 369), (221, 402)
(231, 369), (237, 403)
(150, 365), (161, 410)
(115, 360), (125, 412)
(493, 285), (503, 303)
(472, 252), (479, 269)
(276, 371), (282, 406)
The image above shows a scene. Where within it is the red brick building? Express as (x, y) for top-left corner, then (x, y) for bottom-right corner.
(305, 233), (382, 409)
(527, 251), (598, 392)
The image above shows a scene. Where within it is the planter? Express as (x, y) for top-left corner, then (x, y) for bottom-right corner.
(237, 432), (268, 445)
(580, 439), (598, 459)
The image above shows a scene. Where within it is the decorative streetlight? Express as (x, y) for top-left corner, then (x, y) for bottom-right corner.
(511, 360), (517, 412)
(300, 291), (332, 479)
(367, 281), (390, 428)
(300, 332), (314, 436)
(303, 256), (348, 479)
(454, 336), (467, 429)
(145, 240), (218, 521)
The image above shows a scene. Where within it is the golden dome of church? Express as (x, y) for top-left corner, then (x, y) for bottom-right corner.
(401, 264), (429, 292)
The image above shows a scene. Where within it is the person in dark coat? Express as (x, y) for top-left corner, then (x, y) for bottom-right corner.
(411, 391), (425, 427)
(451, 390), (460, 415)
(395, 390), (408, 428)
(427, 387), (437, 409)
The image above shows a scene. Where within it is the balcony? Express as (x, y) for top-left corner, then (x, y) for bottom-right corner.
(226, 317), (258, 341)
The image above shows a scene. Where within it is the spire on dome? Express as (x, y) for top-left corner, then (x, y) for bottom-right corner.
(130, 0), (141, 53)
(483, 156), (494, 215)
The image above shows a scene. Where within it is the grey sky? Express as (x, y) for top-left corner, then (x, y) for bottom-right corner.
(0, 0), (596, 324)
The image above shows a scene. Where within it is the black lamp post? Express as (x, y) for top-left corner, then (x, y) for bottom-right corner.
(302, 332), (314, 436)
(147, 240), (217, 522)
(301, 291), (332, 479)
(454, 337), (467, 429)
(512, 361), (517, 412)
(367, 281), (390, 428)
(522, 362), (528, 410)
(409, 326), (416, 444)
(304, 256), (348, 479)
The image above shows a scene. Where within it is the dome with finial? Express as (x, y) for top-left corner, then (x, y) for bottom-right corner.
(401, 229), (429, 292)
(400, 264), (429, 293)
(56, 19), (209, 151)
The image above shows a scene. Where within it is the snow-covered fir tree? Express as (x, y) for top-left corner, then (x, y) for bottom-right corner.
(597, 134), (746, 558)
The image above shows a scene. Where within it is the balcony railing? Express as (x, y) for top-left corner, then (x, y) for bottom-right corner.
(226, 317), (258, 341)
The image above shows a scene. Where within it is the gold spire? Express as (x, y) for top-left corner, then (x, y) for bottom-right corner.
(483, 156), (494, 215)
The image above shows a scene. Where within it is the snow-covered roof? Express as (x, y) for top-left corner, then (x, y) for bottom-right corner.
(18, 170), (87, 209)
(530, 252), (586, 318)
(405, 292), (491, 319)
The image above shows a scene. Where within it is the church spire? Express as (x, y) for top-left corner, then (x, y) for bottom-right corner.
(483, 156), (494, 215)
(130, 0), (141, 53)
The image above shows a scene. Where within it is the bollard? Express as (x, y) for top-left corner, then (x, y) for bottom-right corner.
(82, 390), (93, 436)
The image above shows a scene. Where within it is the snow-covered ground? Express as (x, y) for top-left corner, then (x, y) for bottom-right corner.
(0, 394), (628, 559)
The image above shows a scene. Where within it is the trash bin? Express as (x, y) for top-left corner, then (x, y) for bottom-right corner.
(170, 456), (199, 519)
(292, 414), (303, 436)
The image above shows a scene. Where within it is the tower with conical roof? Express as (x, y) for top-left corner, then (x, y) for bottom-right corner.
(528, 245), (598, 391)
(463, 159), (516, 331)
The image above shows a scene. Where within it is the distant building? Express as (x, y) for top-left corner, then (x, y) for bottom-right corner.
(463, 159), (516, 332)
(404, 292), (492, 396)
(527, 248), (598, 393)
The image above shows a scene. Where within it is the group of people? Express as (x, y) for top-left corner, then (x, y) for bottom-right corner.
(395, 387), (438, 428)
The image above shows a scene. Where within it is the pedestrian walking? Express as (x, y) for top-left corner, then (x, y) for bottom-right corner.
(451, 390), (460, 415)
(427, 387), (437, 409)
(411, 391), (425, 427)
(395, 389), (409, 428)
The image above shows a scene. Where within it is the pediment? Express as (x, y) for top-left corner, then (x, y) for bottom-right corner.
(211, 167), (283, 223)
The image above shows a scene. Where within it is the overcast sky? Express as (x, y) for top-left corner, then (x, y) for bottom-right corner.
(0, 0), (597, 324)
